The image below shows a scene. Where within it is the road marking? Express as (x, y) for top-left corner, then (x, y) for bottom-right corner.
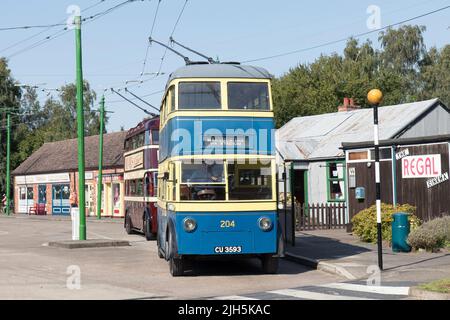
(268, 289), (373, 300)
(212, 296), (258, 300)
(88, 231), (112, 240)
(319, 283), (410, 295)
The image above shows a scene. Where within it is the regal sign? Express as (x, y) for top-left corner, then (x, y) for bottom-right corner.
(402, 154), (441, 179)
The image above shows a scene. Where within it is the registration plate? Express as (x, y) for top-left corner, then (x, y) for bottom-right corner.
(214, 246), (242, 254)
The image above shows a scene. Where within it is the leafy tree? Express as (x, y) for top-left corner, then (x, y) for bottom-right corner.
(38, 81), (103, 142)
(0, 58), (21, 195)
(272, 25), (448, 128)
(419, 45), (450, 106)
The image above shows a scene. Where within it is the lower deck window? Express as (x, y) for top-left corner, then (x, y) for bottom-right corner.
(180, 161), (225, 200)
(177, 160), (273, 201)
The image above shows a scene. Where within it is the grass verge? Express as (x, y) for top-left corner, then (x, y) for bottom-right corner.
(418, 279), (450, 294)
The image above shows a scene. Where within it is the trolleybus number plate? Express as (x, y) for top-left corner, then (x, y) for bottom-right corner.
(214, 246), (242, 254)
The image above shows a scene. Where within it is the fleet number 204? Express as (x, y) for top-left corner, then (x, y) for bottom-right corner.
(220, 220), (236, 228)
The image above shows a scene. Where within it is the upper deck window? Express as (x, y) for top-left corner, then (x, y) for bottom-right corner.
(151, 130), (159, 145)
(178, 82), (221, 110)
(228, 82), (270, 110)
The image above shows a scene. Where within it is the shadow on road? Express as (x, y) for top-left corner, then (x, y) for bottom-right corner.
(287, 231), (372, 261)
(185, 256), (309, 277)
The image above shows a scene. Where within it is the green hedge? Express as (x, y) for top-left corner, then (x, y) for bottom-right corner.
(351, 203), (420, 243)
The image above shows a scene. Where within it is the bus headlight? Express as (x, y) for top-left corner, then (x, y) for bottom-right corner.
(183, 217), (197, 233)
(258, 217), (273, 231)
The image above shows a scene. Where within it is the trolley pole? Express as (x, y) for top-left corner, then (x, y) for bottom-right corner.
(75, 16), (86, 240)
(96, 95), (105, 220)
(368, 89), (383, 271)
(6, 112), (11, 215)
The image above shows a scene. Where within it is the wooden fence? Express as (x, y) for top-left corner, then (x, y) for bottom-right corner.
(295, 203), (347, 231)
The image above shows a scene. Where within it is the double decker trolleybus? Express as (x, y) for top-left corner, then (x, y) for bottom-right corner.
(123, 116), (160, 240)
(156, 62), (283, 276)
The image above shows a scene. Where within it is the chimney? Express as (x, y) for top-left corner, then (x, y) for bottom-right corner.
(338, 97), (361, 112)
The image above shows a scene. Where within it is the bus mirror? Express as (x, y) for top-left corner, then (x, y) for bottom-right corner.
(163, 172), (169, 180)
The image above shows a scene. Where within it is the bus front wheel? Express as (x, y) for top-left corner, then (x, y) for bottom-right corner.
(125, 213), (133, 235)
(168, 231), (184, 276)
(261, 255), (279, 274)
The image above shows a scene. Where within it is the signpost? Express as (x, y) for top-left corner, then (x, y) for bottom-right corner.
(5, 112), (11, 215)
(74, 15), (86, 240)
(368, 89), (383, 271)
(96, 95), (105, 220)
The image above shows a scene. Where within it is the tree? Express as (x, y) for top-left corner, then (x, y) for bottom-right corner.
(35, 81), (106, 142)
(419, 45), (450, 106)
(0, 58), (21, 196)
(272, 24), (447, 128)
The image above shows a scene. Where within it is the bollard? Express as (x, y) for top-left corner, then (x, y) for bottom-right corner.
(392, 212), (411, 252)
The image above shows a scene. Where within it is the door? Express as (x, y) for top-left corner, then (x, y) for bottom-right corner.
(111, 182), (121, 217)
(293, 170), (307, 206)
(18, 187), (29, 213)
(52, 184), (70, 215)
(38, 185), (47, 204)
(85, 184), (95, 216)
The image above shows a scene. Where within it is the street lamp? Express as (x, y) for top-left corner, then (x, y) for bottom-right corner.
(368, 89), (383, 271)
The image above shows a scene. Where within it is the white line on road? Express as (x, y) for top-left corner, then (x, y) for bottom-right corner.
(319, 283), (410, 295)
(88, 232), (113, 240)
(268, 289), (373, 300)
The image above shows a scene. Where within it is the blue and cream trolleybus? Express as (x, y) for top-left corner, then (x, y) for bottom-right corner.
(156, 62), (283, 276)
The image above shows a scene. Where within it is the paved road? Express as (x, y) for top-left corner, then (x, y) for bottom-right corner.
(208, 280), (414, 300)
(0, 215), (343, 300)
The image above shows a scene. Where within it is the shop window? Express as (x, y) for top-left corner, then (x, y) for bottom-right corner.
(370, 148), (392, 161)
(348, 151), (369, 161)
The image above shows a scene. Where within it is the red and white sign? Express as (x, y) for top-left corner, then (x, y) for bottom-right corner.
(402, 154), (441, 179)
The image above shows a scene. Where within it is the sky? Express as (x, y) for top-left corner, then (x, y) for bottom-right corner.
(1, 0), (449, 132)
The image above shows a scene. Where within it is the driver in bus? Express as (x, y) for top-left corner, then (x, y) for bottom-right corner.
(187, 163), (222, 200)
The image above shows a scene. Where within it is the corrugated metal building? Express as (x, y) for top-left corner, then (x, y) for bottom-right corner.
(276, 98), (450, 224)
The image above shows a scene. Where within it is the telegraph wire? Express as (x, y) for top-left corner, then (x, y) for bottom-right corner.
(0, 0), (105, 54)
(5, 0), (144, 59)
(243, 4), (450, 63)
(0, 23), (66, 32)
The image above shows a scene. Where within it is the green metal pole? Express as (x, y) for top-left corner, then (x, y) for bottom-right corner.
(75, 16), (86, 240)
(96, 95), (105, 220)
(6, 112), (11, 215)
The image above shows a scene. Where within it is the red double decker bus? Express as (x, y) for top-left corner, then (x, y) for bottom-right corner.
(123, 116), (160, 240)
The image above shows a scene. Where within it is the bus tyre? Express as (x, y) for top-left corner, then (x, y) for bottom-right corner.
(170, 257), (185, 277)
(125, 214), (133, 235)
(168, 230), (184, 276)
(143, 215), (155, 241)
(262, 255), (279, 274)
(157, 236), (164, 259)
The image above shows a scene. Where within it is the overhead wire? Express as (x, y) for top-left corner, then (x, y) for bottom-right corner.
(0, 0), (105, 55)
(140, 0), (162, 77)
(242, 4), (450, 63)
(155, 0), (188, 75)
(5, 0), (143, 60)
